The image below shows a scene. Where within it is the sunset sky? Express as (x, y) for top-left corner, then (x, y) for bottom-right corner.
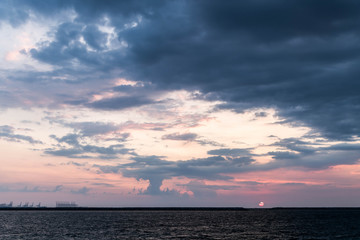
(1, 0), (360, 207)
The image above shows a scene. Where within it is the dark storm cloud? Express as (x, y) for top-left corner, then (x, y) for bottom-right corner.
(29, 22), (86, 65)
(196, 1), (360, 40)
(0, 125), (42, 144)
(8, 0), (358, 140)
(0, 0), (29, 27)
(325, 143), (360, 151)
(122, 0), (360, 141)
(82, 25), (108, 51)
(87, 96), (155, 110)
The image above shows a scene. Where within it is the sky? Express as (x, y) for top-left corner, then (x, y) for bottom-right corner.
(1, 0), (360, 208)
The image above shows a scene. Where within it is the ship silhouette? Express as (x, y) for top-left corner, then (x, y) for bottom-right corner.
(56, 201), (78, 208)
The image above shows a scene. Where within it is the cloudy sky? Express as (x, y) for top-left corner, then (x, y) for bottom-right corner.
(1, 0), (360, 207)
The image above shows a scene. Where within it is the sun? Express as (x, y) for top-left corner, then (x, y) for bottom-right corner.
(258, 201), (264, 207)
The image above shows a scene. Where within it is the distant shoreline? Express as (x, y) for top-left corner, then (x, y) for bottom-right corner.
(1, 207), (360, 211)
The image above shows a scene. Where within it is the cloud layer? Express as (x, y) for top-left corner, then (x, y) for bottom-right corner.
(1, 0), (360, 206)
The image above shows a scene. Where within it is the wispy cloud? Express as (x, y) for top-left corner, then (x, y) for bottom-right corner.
(45, 133), (133, 159)
(71, 186), (90, 195)
(0, 125), (42, 144)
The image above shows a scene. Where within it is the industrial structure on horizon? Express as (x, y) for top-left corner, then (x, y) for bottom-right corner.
(0, 201), (79, 208)
(0, 201), (13, 208)
(0, 201), (45, 208)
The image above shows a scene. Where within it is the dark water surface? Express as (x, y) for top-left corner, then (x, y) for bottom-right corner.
(1, 209), (360, 239)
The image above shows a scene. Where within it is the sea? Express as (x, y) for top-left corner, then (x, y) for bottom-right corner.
(1, 208), (360, 239)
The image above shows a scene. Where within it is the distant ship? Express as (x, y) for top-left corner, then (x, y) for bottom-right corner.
(56, 201), (78, 208)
